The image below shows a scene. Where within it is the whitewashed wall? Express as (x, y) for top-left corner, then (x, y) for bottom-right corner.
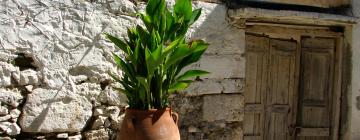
(0, 0), (141, 139)
(0, 0), (246, 139)
(1, 0), (358, 139)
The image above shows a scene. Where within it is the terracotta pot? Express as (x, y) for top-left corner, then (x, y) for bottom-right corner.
(117, 108), (180, 140)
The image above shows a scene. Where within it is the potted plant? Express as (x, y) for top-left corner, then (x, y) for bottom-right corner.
(105, 0), (208, 139)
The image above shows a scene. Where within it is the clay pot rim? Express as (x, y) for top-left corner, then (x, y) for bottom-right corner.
(125, 107), (171, 113)
(124, 107), (174, 115)
(124, 108), (175, 118)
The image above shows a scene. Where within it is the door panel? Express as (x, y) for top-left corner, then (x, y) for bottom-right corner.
(297, 38), (335, 140)
(244, 35), (270, 140)
(266, 39), (297, 140)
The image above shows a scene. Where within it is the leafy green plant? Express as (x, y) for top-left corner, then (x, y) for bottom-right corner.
(105, 0), (208, 110)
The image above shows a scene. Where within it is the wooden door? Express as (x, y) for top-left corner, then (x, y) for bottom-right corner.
(295, 38), (337, 140)
(265, 39), (297, 140)
(245, 35), (341, 140)
(244, 35), (269, 140)
(244, 35), (298, 140)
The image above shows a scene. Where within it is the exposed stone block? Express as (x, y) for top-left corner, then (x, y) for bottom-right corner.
(202, 94), (244, 122)
(6, 123), (21, 136)
(94, 107), (105, 116)
(0, 62), (19, 87)
(76, 83), (102, 101)
(203, 122), (243, 140)
(9, 109), (21, 119)
(56, 133), (69, 139)
(20, 88), (92, 133)
(0, 122), (11, 132)
(185, 78), (245, 96)
(98, 86), (127, 107)
(0, 106), (8, 116)
(19, 69), (41, 86)
(198, 55), (245, 79)
(0, 115), (11, 122)
(92, 116), (107, 130)
(84, 128), (109, 140)
(106, 106), (120, 121)
(25, 85), (34, 93)
(0, 89), (23, 108)
(68, 134), (82, 140)
(110, 114), (124, 130)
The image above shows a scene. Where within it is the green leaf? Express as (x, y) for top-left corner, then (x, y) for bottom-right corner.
(112, 53), (135, 80)
(136, 76), (150, 104)
(177, 70), (209, 81)
(126, 46), (137, 66)
(164, 9), (174, 41)
(146, 0), (162, 17)
(155, 29), (162, 45)
(168, 81), (190, 92)
(105, 33), (129, 53)
(190, 40), (209, 52)
(145, 48), (156, 76)
(140, 13), (153, 33)
(136, 25), (150, 47)
(134, 44), (140, 66)
(174, 0), (192, 21)
(164, 37), (184, 54)
(146, 0), (166, 29)
(139, 87), (146, 102)
(175, 40), (208, 74)
(152, 45), (163, 67)
(165, 44), (193, 69)
(120, 78), (135, 94)
(189, 9), (201, 25)
(150, 30), (158, 51)
(136, 76), (149, 92)
(159, 12), (167, 38)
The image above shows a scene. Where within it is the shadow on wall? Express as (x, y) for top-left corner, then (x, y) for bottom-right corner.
(189, 3), (244, 56)
(171, 2), (245, 140)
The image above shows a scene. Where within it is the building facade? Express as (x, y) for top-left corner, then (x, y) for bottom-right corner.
(0, 0), (359, 139)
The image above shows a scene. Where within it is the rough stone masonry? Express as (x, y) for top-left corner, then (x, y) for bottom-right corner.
(0, 0), (245, 139)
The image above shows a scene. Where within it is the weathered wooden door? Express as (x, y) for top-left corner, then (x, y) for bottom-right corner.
(244, 35), (269, 140)
(245, 35), (340, 140)
(295, 37), (337, 140)
(244, 35), (298, 140)
(265, 39), (298, 140)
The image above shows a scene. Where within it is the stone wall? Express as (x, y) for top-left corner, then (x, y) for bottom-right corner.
(1, 0), (359, 139)
(0, 0), (141, 139)
(170, 2), (245, 140)
(0, 0), (246, 139)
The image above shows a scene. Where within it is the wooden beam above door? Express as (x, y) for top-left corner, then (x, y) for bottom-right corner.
(239, 0), (350, 8)
(228, 7), (358, 28)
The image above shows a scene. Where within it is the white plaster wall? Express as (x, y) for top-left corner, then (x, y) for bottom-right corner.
(350, 0), (360, 139)
(7, 0), (359, 139)
(0, 0), (246, 139)
(0, 0), (141, 138)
